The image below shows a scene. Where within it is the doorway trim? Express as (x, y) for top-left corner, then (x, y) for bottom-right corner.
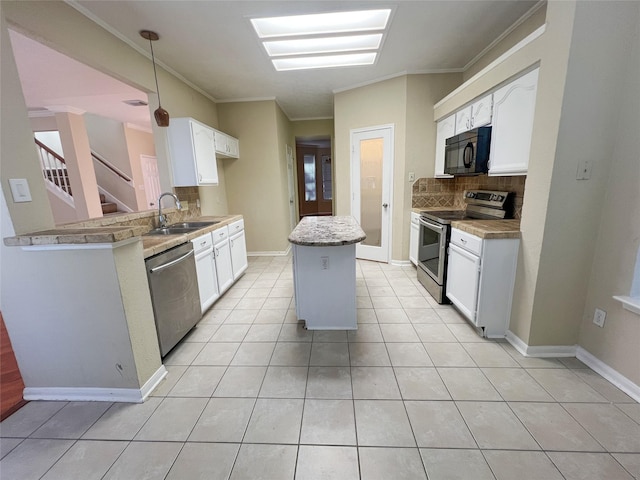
(350, 124), (394, 263)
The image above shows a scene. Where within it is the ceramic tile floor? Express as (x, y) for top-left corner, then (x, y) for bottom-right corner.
(1, 256), (640, 479)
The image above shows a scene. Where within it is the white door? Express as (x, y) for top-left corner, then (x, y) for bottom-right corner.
(141, 154), (161, 209)
(286, 145), (296, 231)
(351, 125), (394, 263)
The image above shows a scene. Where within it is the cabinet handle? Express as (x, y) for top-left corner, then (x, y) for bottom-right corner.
(461, 238), (467, 244)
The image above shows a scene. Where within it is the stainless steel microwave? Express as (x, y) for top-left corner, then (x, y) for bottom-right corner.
(444, 126), (491, 176)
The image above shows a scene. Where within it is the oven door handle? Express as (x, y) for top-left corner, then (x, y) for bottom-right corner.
(419, 217), (444, 233)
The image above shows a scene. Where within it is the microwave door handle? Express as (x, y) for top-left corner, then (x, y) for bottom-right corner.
(463, 142), (474, 168)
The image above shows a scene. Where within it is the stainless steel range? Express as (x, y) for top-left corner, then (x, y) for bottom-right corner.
(417, 190), (513, 303)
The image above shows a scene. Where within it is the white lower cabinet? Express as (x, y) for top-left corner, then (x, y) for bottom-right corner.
(230, 230), (248, 279)
(409, 212), (420, 266)
(191, 232), (219, 313)
(446, 228), (519, 337)
(190, 219), (249, 313)
(213, 227), (234, 295)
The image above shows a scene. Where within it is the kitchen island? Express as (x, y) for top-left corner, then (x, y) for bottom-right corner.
(288, 216), (366, 330)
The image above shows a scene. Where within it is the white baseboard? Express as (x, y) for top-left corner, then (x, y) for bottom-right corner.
(576, 347), (640, 403)
(390, 259), (413, 267)
(23, 365), (168, 403)
(505, 330), (577, 357)
(140, 365), (168, 401)
(505, 331), (640, 403)
(248, 245), (291, 257)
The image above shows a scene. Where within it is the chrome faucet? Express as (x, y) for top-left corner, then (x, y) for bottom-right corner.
(157, 192), (182, 227)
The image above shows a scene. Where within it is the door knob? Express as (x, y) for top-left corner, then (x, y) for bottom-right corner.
(383, 203), (389, 208)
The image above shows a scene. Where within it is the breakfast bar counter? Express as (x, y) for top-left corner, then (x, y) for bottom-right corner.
(288, 216), (366, 330)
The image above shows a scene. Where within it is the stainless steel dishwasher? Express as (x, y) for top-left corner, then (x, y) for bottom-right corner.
(145, 242), (201, 357)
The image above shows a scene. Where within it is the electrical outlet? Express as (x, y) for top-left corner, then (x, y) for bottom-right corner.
(593, 308), (606, 327)
(408, 172), (415, 182)
(321, 256), (329, 270)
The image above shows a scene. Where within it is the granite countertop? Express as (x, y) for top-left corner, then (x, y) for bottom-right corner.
(4, 214), (243, 256)
(451, 219), (521, 239)
(3, 225), (147, 246)
(289, 216), (366, 246)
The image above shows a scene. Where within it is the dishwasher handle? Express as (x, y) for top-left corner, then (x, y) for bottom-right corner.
(149, 249), (194, 274)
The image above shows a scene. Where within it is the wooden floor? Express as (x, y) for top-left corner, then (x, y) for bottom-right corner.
(0, 311), (26, 420)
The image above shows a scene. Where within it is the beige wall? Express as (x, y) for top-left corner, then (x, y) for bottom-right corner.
(217, 100), (290, 253)
(463, 3), (547, 81)
(431, 2), (577, 344)
(529, 1), (638, 347)
(403, 74), (463, 259)
(334, 73), (461, 262)
(2, 0), (223, 230)
(334, 76), (407, 261)
(0, 9), (54, 234)
(275, 103), (294, 232)
(577, 3), (640, 385)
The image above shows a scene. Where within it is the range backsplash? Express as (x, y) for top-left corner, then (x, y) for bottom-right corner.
(412, 175), (526, 219)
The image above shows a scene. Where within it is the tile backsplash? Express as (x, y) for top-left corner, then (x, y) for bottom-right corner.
(412, 175), (526, 218)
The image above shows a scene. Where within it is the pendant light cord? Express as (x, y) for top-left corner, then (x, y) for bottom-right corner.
(148, 38), (163, 107)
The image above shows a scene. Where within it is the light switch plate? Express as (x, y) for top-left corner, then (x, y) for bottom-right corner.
(9, 178), (32, 202)
(576, 160), (592, 180)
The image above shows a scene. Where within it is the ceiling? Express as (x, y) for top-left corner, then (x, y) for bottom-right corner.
(11, 0), (540, 125)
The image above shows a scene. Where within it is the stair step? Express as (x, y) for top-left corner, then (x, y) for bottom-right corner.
(101, 202), (117, 214)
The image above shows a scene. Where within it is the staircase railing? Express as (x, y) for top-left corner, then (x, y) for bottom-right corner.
(90, 151), (133, 185)
(35, 139), (72, 197)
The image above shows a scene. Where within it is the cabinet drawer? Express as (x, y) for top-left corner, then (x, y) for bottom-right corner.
(228, 219), (244, 235)
(212, 226), (229, 245)
(450, 228), (482, 256)
(191, 232), (213, 253)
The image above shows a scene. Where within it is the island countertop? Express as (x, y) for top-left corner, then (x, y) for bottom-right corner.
(288, 216), (366, 246)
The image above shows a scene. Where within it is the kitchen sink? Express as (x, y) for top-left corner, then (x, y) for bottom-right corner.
(168, 221), (219, 228)
(145, 227), (196, 236)
(145, 221), (220, 236)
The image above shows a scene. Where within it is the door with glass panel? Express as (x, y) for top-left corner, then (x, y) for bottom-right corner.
(296, 142), (333, 219)
(351, 125), (393, 263)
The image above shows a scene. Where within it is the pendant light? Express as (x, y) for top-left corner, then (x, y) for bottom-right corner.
(140, 30), (170, 127)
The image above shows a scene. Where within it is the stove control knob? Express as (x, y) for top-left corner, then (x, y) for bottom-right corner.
(498, 195), (504, 202)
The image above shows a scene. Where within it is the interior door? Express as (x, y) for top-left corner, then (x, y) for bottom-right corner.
(351, 125), (393, 263)
(286, 145), (296, 231)
(141, 154), (161, 208)
(296, 144), (333, 218)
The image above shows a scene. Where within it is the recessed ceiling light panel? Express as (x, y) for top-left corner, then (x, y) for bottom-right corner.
(264, 34), (383, 57)
(272, 52), (377, 71)
(251, 9), (391, 38)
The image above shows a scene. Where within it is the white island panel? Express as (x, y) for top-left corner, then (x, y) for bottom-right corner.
(293, 244), (357, 330)
(289, 216), (365, 331)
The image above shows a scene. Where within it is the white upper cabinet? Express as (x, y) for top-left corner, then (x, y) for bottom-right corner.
(489, 68), (539, 176)
(167, 117), (219, 186)
(454, 106), (472, 135)
(453, 93), (492, 135)
(470, 93), (493, 129)
(214, 130), (240, 159)
(434, 114), (455, 178)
